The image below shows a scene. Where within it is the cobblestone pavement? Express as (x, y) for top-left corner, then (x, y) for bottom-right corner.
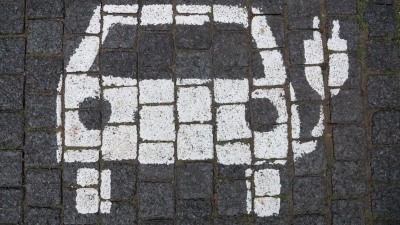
(1, 0), (400, 224)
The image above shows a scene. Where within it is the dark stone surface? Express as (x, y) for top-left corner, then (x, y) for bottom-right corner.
(0, 75), (23, 110)
(327, 18), (360, 52)
(215, 67), (248, 79)
(367, 75), (400, 108)
(65, 36), (99, 72)
(24, 208), (61, 225)
(293, 177), (326, 212)
(367, 40), (399, 71)
(214, 32), (249, 66)
(0, 113), (23, 148)
(176, 199), (211, 225)
(26, 94), (58, 129)
(365, 6), (396, 37)
(139, 67), (172, 80)
(27, 0), (64, 18)
(103, 24), (137, 49)
(372, 110), (400, 144)
(176, 23), (212, 50)
(139, 164), (174, 180)
(64, 188), (98, 224)
(140, 220), (174, 225)
(365, 0), (393, 3)
(26, 169), (61, 207)
(330, 90), (364, 123)
(0, 38), (25, 73)
(26, 57), (63, 93)
(0, 0), (24, 34)
(333, 161), (366, 195)
(102, 201), (136, 224)
(0, 151), (22, 187)
(214, 217), (252, 225)
(289, 31), (313, 65)
(343, 54), (362, 87)
(296, 104), (323, 139)
(295, 140), (327, 176)
(252, 49), (284, 81)
(104, 162), (136, 200)
(332, 200), (365, 225)
(372, 183), (400, 218)
(104, 0), (138, 5)
(139, 182), (174, 218)
(290, 67), (323, 101)
(217, 180), (247, 216)
(252, 0), (283, 15)
(372, 147), (400, 182)
(0, 189), (22, 223)
(218, 164), (249, 179)
(102, 51), (137, 79)
(25, 132), (60, 168)
(63, 162), (98, 186)
(65, 0), (101, 33)
(176, 51), (212, 81)
(292, 214), (326, 225)
(252, 98), (279, 132)
(333, 125), (367, 160)
(139, 33), (173, 66)
(326, 0), (357, 15)
(177, 163), (213, 199)
(78, 109), (101, 130)
(27, 20), (63, 53)
(288, 0), (320, 29)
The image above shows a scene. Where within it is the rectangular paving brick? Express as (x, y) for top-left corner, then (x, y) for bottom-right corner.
(213, 32), (249, 66)
(24, 208), (61, 225)
(0, 75), (24, 110)
(0, 113), (24, 148)
(365, 5), (397, 37)
(101, 202), (136, 225)
(372, 183), (400, 218)
(27, 0), (64, 18)
(0, 38), (25, 73)
(333, 125), (367, 160)
(25, 132), (60, 168)
(0, 0), (24, 34)
(293, 177), (326, 212)
(26, 169), (61, 207)
(367, 75), (400, 108)
(177, 199), (211, 224)
(372, 110), (400, 144)
(177, 163), (213, 199)
(332, 200), (365, 224)
(332, 161), (366, 195)
(367, 40), (400, 71)
(0, 150), (22, 187)
(139, 33), (173, 67)
(372, 147), (400, 182)
(288, 0), (320, 29)
(326, 0), (357, 15)
(26, 57), (63, 93)
(139, 182), (174, 218)
(330, 89), (364, 123)
(0, 189), (22, 224)
(27, 20), (63, 54)
(26, 94), (59, 129)
(217, 180), (248, 216)
(176, 23), (212, 50)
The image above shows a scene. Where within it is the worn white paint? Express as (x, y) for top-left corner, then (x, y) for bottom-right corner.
(254, 197), (280, 217)
(304, 32), (324, 65)
(289, 83), (296, 101)
(305, 66), (325, 99)
(246, 180), (252, 214)
(312, 105), (324, 137)
(102, 125), (137, 161)
(213, 5), (248, 28)
(329, 53), (349, 87)
(76, 188), (99, 214)
(331, 88), (341, 97)
(64, 149), (99, 163)
(104, 4), (139, 13)
(177, 124), (213, 160)
(140, 105), (175, 141)
(254, 124), (288, 159)
(216, 104), (252, 141)
(253, 50), (286, 86)
(313, 16), (320, 29)
(252, 16), (277, 49)
(214, 79), (249, 104)
(255, 169), (281, 196)
(65, 111), (101, 147)
(328, 20), (347, 51)
(86, 6), (101, 34)
(66, 36), (100, 73)
(101, 169), (111, 199)
(292, 140), (318, 161)
(100, 201), (112, 214)
(139, 79), (174, 104)
(104, 87), (137, 123)
(65, 74), (100, 109)
(140, 4), (173, 26)
(102, 15), (137, 44)
(177, 78), (211, 86)
(176, 4), (211, 14)
(271, 160), (286, 165)
(56, 95), (62, 127)
(252, 88), (288, 123)
(77, 168), (99, 186)
(216, 142), (251, 165)
(176, 15), (209, 25)
(56, 132), (62, 163)
(139, 143), (174, 164)
(177, 86), (212, 123)
(102, 76), (137, 87)
(291, 105), (301, 139)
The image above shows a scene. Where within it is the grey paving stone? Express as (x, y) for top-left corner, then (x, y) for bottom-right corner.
(0, 38), (25, 73)
(26, 169), (61, 207)
(177, 163), (213, 199)
(333, 161), (366, 195)
(214, 217), (252, 225)
(176, 51), (212, 81)
(104, 0), (138, 5)
(372, 147), (400, 182)
(176, 0), (210, 6)
(65, 0), (101, 33)
(139, 164), (174, 180)
(0, 151), (22, 187)
(365, 0), (393, 3)
(104, 162), (136, 200)
(289, 31), (313, 65)
(215, 67), (248, 79)
(330, 89), (364, 123)
(139, 67), (172, 80)
(139, 33), (173, 67)
(333, 125), (366, 160)
(365, 6), (396, 37)
(292, 214), (326, 225)
(293, 177), (326, 212)
(332, 200), (365, 225)
(288, 0), (320, 29)
(78, 109), (102, 130)
(0, 0), (24, 34)
(295, 140), (327, 176)
(295, 104), (324, 139)
(102, 201), (136, 225)
(24, 208), (61, 225)
(25, 132), (60, 168)
(0, 75), (23, 110)
(326, 0), (357, 15)
(26, 57), (63, 93)
(367, 75), (400, 108)
(176, 23), (212, 50)
(63, 162), (98, 186)
(290, 67), (324, 101)
(342, 53), (362, 87)
(254, 198), (288, 225)
(372, 110), (400, 144)
(139, 182), (174, 218)
(64, 188), (98, 224)
(214, 0), (246, 30)
(367, 40), (399, 71)
(26, 94), (58, 129)
(27, 20), (63, 54)
(327, 18), (360, 52)
(374, 220), (400, 225)
(372, 183), (400, 218)
(65, 36), (99, 72)
(218, 164), (249, 179)
(214, 32), (249, 66)
(0, 113), (23, 148)
(252, 49), (284, 83)
(251, 0), (283, 15)
(217, 180), (247, 216)
(0, 189), (22, 224)
(27, 0), (64, 18)
(102, 51), (137, 81)
(140, 220), (174, 225)
(176, 199), (211, 225)
(103, 24), (137, 49)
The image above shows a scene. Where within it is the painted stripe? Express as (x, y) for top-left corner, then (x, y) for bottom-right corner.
(56, 132), (62, 163)
(252, 16), (277, 49)
(311, 105), (324, 137)
(329, 53), (349, 87)
(177, 78), (211, 86)
(140, 4), (173, 26)
(216, 104), (252, 141)
(65, 111), (101, 147)
(103, 4), (139, 13)
(328, 20), (347, 51)
(102, 15), (137, 44)
(246, 180), (252, 214)
(64, 74), (100, 109)
(139, 105), (176, 141)
(64, 149), (99, 163)
(304, 31), (324, 65)
(254, 124), (288, 159)
(175, 15), (209, 25)
(104, 87), (138, 123)
(213, 5), (248, 28)
(177, 86), (212, 123)
(100, 170), (111, 199)
(76, 188), (99, 214)
(254, 197), (280, 217)
(66, 36), (100, 73)
(292, 140), (318, 161)
(77, 168), (99, 186)
(86, 6), (101, 34)
(214, 79), (249, 104)
(254, 169), (281, 196)
(139, 143), (174, 164)
(139, 79), (174, 104)
(102, 125), (137, 161)
(176, 4), (211, 14)
(100, 201), (112, 214)
(177, 124), (213, 160)
(253, 50), (286, 86)
(216, 142), (251, 165)
(305, 66), (325, 99)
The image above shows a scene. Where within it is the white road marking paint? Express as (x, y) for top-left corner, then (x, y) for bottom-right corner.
(271, 160), (286, 165)
(214, 79), (249, 104)
(252, 88), (288, 123)
(177, 86), (212, 123)
(176, 15), (209, 25)
(216, 142), (251, 165)
(254, 124), (288, 159)
(102, 125), (137, 161)
(328, 20), (347, 51)
(246, 180), (252, 214)
(77, 168), (99, 186)
(255, 169), (281, 196)
(139, 143), (174, 164)
(104, 4), (139, 13)
(76, 188), (99, 214)
(305, 66), (325, 99)
(100, 170), (111, 199)
(102, 76), (137, 87)
(64, 149), (99, 163)
(139, 105), (175, 141)
(65, 74), (100, 109)
(216, 104), (252, 141)
(104, 87), (137, 123)
(100, 201), (112, 214)
(177, 124), (213, 160)
(304, 33), (324, 65)
(177, 78), (211, 86)
(176, 4), (211, 14)
(251, 7), (262, 14)
(252, 16), (277, 49)
(291, 105), (301, 139)
(102, 15), (137, 44)
(213, 5), (248, 28)
(313, 16), (320, 29)
(57, 74), (63, 93)
(330, 88), (341, 97)
(56, 95), (62, 127)
(86, 6), (101, 34)
(65, 111), (101, 147)
(311, 105), (324, 137)
(329, 53), (349, 87)
(56, 132), (62, 163)
(254, 197), (280, 217)
(66, 37), (100, 73)
(253, 50), (286, 86)
(140, 4), (173, 26)
(139, 79), (174, 104)
(292, 140), (318, 161)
